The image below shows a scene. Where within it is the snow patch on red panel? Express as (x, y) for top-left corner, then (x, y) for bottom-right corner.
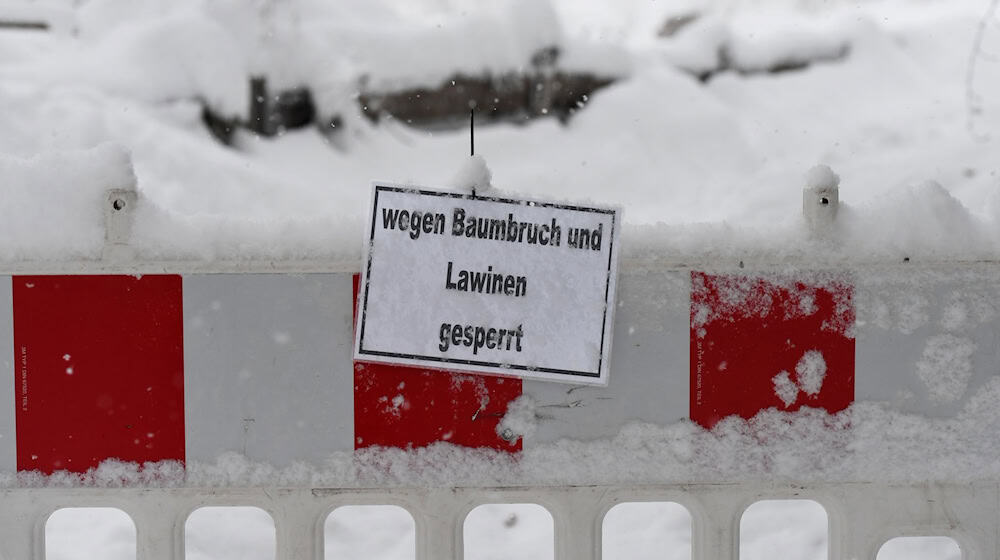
(690, 271), (855, 429)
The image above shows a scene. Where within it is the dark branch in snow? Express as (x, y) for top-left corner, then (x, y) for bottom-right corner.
(0, 20), (48, 31)
(202, 78), (317, 145)
(200, 46), (616, 146)
(357, 46), (616, 130)
(696, 43), (851, 83)
(657, 12), (700, 38)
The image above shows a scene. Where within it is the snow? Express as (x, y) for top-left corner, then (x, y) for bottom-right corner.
(915, 334), (976, 403)
(692, 272), (853, 339)
(12, 373), (1000, 488)
(941, 299), (971, 331)
(449, 154), (493, 194)
(723, 15), (851, 74)
(2, 12), (248, 117)
(805, 164), (840, 192)
(0, 0), (997, 263)
(4, 0), (1000, 557)
(0, 143), (134, 261)
(496, 395), (538, 442)
(64, 0), (623, 101)
(795, 350), (827, 396)
(772, 371), (799, 407)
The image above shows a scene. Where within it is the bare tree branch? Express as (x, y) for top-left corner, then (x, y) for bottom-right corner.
(966, 0), (1000, 142)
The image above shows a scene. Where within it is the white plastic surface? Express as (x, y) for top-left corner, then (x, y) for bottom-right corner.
(0, 483), (991, 559)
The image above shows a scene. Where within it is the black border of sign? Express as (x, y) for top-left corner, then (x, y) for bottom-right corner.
(356, 184), (617, 379)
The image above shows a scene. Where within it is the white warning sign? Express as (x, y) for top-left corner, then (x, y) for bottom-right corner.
(354, 183), (621, 385)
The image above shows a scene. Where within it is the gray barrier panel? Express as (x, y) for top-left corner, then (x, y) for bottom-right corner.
(183, 273), (354, 465)
(525, 269), (690, 443)
(0, 277), (14, 471)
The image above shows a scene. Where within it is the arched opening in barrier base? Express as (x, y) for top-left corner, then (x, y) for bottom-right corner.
(464, 503), (553, 560)
(740, 499), (828, 560)
(185, 506), (275, 560)
(45, 507), (136, 560)
(602, 501), (692, 560)
(877, 536), (961, 560)
(325, 505), (415, 560)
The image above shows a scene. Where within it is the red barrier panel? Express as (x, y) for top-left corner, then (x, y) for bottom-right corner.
(12, 275), (184, 473)
(352, 274), (521, 451)
(690, 271), (855, 429)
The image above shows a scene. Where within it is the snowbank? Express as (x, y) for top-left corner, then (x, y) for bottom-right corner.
(1, 11), (248, 117)
(2, 145), (995, 264)
(1, 0), (997, 264)
(0, 144), (134, 261)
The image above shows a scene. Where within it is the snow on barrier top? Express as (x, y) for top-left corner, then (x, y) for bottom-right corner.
(1, 144), (998, 268)
(0, 149), (999, 491)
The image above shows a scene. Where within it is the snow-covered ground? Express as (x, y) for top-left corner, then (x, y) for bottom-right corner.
(1, 0), (998, 262)
(3, 0), (999, 558)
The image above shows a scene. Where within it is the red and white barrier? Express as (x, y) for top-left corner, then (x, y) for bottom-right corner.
(1, 261), (998, 473)
(2, 187), (1000, 559)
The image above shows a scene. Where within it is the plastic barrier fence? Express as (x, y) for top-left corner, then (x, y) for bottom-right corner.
(0, 188), (997, 559)
(0, 482), (994, 559)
